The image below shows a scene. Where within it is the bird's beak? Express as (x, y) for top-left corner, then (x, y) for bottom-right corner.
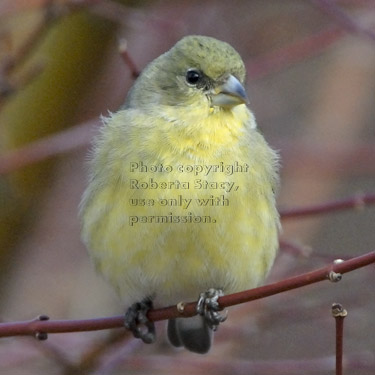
(211, 75), (248, 108)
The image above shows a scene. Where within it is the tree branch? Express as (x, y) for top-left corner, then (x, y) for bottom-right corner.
(247, 26), (343, 80)
(280, 193), (375, 219)
(310, 0), (375, 42)
(0, 250), (373, 339)
(332, 303), (347, 375)
(0, 118), (98, 174)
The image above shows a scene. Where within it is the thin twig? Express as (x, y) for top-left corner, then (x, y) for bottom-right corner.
(310, 0), (375, 42)
(280, 193), (375, 219)
(279, 239), (313, 258)
(0, 118), (99, 174)
(0, 251), (373, 338)
(277, 139), (375, 176)
(78, 331), (131, 374)
(91, 339), (142, 375)
(29, 338), (76, 372)
(247, 26), (343, 80)
(0, 2), (54, 106)
(118, 38), (140, 79)
(0, 0), (48, 16)
(332, 303), (348, 375)
(1, 1), (55, 76)
(1, 130), (374, 175)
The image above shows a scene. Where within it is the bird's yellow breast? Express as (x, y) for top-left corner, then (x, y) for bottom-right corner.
(80, 104), (279, 307)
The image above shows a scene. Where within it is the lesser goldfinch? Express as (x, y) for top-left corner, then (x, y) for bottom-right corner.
(80, 35), (280, 354)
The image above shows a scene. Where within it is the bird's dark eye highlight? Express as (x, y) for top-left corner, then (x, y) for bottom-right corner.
(186, 69), (202, 85)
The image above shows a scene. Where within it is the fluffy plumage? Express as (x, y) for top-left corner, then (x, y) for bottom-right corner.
(80, 35), (280, 353)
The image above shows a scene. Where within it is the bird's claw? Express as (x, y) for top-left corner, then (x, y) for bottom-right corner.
(196, 288), (228, 331)
(124, 298), (155, 344)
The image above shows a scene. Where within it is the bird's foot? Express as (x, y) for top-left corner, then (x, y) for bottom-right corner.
(196, 288), (227, 331)
(124, 298), (155, 344)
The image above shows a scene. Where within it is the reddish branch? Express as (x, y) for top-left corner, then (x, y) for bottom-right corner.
(118, 39), (140, 79)
(310, 0), (375, 42)
(1, 128), (375, 176)
(332, 303), (347, 375)
(0, 118), (98, 174)
(0, 251), (373, 339)
(279, 239), (313, 258)
(276, 140), (375, 176)
(247, 27), (343, 80)
(280, 193), (375, 219)
(0, 0), (47, 16)
(0, 2), (53, 105)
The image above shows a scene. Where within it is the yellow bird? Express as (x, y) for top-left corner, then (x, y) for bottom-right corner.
(80, 35), (280, 354)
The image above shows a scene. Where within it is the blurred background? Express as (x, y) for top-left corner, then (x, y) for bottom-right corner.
(0, 0), (374, 374)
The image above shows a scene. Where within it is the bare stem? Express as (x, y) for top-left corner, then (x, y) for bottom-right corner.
(0, 251), (373, 339)
(118, 38), (140, 79)
(332, 303), (348, 375)
(280, 193), (375, 219)
(247, 26), (343, 80)
(310, 0), (375, 42)
(0, 118), (98, 175)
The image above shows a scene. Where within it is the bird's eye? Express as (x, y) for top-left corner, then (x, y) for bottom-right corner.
(186, 69), (202, 85)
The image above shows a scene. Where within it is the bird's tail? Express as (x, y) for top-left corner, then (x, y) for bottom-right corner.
(167, 316), (213, 354)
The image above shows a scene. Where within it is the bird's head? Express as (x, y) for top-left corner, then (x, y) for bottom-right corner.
(126, 35), (248, 111)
